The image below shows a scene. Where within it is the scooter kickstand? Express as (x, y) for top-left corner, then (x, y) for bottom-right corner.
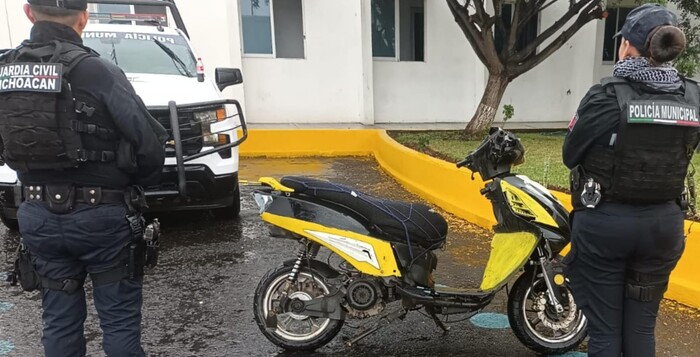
(345, 309), (407, 347)
(427, 307), (450, 334)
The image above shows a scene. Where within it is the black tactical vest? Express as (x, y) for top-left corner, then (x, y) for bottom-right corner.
(0, 40), (117, 172)
(581, 77), (700, 204)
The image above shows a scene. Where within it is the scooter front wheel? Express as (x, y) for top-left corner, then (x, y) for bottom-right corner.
(507, 270), (588, 354)
(253, 264), (344, 351)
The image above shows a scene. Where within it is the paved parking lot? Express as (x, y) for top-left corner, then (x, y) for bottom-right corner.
(1, 157), (699, 356)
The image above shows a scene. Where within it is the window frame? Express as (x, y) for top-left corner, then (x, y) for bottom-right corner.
(602, 7), (634, 64)
(371, 0), (426, 62)
(239, 0), (306, 59)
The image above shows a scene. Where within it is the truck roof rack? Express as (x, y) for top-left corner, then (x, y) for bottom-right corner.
(88, 0), (189, 38)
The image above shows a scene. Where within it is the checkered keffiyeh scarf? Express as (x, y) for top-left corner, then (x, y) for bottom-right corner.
(613, 57), (681, 84)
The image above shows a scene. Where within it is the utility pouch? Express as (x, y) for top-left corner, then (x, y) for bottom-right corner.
(44, 184), (76, 214)
(116, 139), (138, 174)
(125, 186), (148, 213)
(570, 166), (583, 193)
(13, 243), (41, 292)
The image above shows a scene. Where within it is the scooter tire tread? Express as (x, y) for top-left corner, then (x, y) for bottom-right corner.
(253, 263), (344, 351)
(507, 270), (587, 355)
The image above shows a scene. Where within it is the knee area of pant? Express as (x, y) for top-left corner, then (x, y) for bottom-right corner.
(625, 271), (668, 302)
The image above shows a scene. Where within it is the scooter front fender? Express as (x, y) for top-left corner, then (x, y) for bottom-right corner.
(480, 231), (539, 291)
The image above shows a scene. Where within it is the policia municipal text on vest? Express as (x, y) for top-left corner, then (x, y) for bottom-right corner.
(571, 76), (700, 210)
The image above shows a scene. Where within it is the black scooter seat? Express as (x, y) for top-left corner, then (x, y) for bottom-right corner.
(280, 176), (448, 249)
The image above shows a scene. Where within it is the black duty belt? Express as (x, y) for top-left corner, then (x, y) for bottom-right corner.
(23, 185), (125, 206)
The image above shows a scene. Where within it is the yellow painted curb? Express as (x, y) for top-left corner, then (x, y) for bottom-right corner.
(239, 128), (700, 309)
(239, 129), (379, 157)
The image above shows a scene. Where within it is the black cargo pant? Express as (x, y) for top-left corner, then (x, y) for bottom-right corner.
(565, 201), (685, 357)
(18, 201), (145, 357)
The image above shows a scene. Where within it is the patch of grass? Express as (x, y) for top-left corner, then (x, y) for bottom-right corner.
(389, 130), (700, 194)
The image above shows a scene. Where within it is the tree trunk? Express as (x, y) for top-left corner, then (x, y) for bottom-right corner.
(465, 73), (509, 135)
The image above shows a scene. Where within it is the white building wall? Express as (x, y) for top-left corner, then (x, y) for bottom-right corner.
(176, 0), (246, 109)
(2, 0), (697, 126)
(0, 0), (33, 49)
(372, 1), (484, 124)
(240, 0), (372, 124)
(503, 1), (600, 124)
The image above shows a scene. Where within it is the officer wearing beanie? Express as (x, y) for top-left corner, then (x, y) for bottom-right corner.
(563, 4), (699, 357)
(0, 1), (167, 356)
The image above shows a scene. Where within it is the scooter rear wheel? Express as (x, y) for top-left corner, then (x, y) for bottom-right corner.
(253, 264), (344, 351)
(507, 270), (588, 354)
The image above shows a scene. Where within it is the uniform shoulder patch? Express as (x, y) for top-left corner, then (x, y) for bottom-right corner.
(568, 113), (579, 131)
(0, 63), (63, 93)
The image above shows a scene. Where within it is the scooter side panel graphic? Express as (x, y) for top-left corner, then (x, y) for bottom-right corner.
(261, 212), (402, 277)
(305, 230), (380, 270)
(500, 180), (559, 228)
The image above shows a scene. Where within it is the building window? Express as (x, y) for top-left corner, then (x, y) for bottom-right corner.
(494, 3), (539, 53)
(240, 0), (305, 59)
(603, 7), (633, 62)
(371, 0), (425, 61)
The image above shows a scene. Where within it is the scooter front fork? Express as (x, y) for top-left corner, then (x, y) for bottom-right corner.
(537, 247), (565, 313)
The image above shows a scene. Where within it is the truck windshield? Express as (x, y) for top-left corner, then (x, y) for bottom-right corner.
(82, 31), (196, 76)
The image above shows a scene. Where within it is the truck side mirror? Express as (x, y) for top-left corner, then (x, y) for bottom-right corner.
(215, 68), (243, 91)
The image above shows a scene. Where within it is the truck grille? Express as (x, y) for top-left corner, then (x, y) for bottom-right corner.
(149, 109), (203, 157)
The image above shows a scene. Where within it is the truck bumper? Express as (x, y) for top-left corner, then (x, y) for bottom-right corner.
(0, 166), (238, 215)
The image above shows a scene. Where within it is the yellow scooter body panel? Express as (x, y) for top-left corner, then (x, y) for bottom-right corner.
(500, 180), (559, 229)
(258, 177), (295, 192)
(262, 212), (402, 277)
(480, 232), (538, 291)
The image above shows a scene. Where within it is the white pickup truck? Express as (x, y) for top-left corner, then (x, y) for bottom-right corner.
(0, 0), (247, 230)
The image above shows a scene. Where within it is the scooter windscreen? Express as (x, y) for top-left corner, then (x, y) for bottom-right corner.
(457, 128), (525, 181)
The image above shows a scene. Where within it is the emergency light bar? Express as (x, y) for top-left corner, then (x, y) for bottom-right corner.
(89, 12), (167, 23)
(87, 0), (188, 38)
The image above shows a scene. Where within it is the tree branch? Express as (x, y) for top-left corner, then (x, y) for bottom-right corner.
(506, 0), (526, 55)
(446, 0), (491, 68)
(510, 0), (603, 78)
(511, 0), (598, 63)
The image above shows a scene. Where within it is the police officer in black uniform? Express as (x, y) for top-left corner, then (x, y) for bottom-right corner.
(0, 1), (167, 356)
(563, 4), (699, 357)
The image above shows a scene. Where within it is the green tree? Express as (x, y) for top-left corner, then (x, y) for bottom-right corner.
(446, 0), (606, 135)
(668, 0), (700, 77)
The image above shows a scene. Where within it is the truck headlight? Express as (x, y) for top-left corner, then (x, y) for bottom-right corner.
(194, 107), (229, 146)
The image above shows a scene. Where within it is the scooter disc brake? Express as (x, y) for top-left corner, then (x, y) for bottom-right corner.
(538, 291), (578, 330)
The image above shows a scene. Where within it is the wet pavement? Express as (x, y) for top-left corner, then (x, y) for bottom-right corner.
(0, 157), (699, 356)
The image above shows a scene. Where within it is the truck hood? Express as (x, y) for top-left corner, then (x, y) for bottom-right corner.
(126, 73), (222, 107)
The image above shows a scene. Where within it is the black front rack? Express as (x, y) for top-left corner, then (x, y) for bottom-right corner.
(148, 99), (248, 197)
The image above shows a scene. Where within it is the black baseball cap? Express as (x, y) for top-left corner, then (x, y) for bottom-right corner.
(614, 4), (679, 49)
(27, 0), (88, 11)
